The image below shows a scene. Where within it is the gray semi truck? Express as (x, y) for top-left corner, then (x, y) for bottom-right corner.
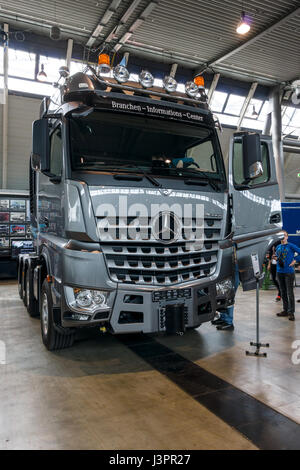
(18, 64), (282, 350)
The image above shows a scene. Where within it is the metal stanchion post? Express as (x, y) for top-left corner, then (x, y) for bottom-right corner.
(246, 254), (270, 357)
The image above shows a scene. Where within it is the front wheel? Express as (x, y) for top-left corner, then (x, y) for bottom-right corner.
(41, 279), (75, 350)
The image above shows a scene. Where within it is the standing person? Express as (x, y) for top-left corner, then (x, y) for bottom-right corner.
(212, 248), (240, 331)
(268, 243), (281, 301)
(276, 231), (300, 321)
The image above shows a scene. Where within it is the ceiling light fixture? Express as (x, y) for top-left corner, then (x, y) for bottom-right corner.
(252, 105), (258, 118)
(236, 11), (251, 35)
(37, 64), (47, 82)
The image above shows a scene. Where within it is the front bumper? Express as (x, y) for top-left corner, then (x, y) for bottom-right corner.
(60, 279), (234, 332)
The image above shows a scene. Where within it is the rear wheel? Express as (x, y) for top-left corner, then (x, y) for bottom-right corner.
(41, 279), (75, 350)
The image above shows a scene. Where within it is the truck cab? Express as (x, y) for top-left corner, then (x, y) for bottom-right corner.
(18, 66), (282, 350)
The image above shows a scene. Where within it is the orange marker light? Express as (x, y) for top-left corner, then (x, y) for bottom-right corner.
(98, 53), (110, 66)
(194, 75), (204, 87)
(98, 53), (111, 74)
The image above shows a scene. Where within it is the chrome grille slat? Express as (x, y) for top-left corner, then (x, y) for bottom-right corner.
(106, 255), (217, 272)
(97, 215), (222, 244)
(103, 243), (219, 256)
(101, 216), (222, 285)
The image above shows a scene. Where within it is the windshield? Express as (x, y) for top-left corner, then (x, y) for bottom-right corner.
(69, 111), (225, 181)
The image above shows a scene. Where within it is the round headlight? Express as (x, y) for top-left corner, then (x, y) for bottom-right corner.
(163, 75), (177, 93)
(139, 70), (154, 88)
(91, 291), (106, 305)
(75, 290), (93, 308)
(113, 65), (130, 83)
(185, 81), (199, 98)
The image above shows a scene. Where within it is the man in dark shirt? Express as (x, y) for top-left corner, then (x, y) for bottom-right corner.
(276, 231), (300, 321)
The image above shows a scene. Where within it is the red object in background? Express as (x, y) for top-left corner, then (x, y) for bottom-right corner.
(0, 213), (9, 223)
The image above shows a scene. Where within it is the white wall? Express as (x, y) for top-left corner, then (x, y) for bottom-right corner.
(0, 94), (40, 190)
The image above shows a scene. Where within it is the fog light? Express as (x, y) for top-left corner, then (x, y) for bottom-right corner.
(185, 81), (199, 98)
(163, 75), (177, 92)
(113, 65), (129, 83)
(216, 278), (234, 296)
(71, 313), (90, 321)
(139, 70), (154, 88)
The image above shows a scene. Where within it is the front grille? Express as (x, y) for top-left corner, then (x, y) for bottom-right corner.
(101, 216), (222, 285)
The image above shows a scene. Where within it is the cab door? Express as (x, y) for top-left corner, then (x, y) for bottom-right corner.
(228, 134), (282, 290)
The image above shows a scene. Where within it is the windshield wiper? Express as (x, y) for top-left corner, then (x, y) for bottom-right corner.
(180, 169), (220, 191)
(158, 166), (220, 191)
(184, 179), (208, 186)
(113, 174), (143, 182)
(116, 161), (162, 188)
(76, 158), (162, 188)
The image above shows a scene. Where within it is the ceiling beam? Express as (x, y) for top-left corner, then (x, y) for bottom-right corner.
(86, 0), (123, 48)
(196, 6), (300, 75)
(103, 0), (143, 46)
(237, 82), (258, 129)
(207, 73), (220, 105)
(114, 1), (159, 52)
(66, 38), (73, 69)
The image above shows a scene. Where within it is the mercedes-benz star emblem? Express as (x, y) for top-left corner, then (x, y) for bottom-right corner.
(152, 211), (181, 244)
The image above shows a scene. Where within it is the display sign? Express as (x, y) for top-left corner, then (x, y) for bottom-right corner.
(0, 195), (33, 258)
(92, 96), (214, 127)
(11, 240), (34, 259)
(251, 252), (260, 277)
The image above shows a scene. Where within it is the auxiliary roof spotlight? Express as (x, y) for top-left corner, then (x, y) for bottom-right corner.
(163, 75), (177, 93)
(185, 80), (199, 98)
(37, 64), (47, 82)
(139, 70), (154, 88)
(236, 11), (251, 35)
(58, 65), (70, 79)
(113, 64), (130, 83)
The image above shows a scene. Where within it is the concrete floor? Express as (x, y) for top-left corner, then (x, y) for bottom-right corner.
(0, 280), (299, 450)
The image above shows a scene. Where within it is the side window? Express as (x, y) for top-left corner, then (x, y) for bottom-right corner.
(186, 139), (217, 173)
(233, 141), (270, 187)
(50, 127), (63, 176)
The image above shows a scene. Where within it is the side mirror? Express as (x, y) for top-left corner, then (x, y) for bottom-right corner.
(31, 119), (50, 173)
(242, 133), (263, 181)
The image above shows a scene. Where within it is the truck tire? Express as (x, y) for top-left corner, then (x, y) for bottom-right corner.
(40, 279), (75, 350)
(25, 267), (39, 318)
